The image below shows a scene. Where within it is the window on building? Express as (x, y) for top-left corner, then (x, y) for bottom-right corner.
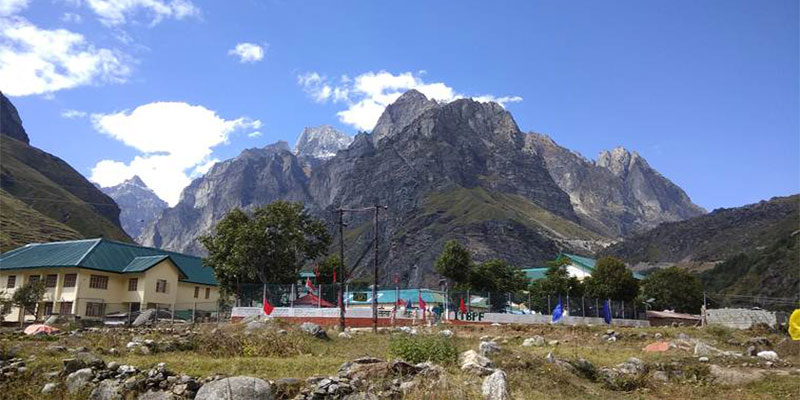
(194, 286), (199, 298)
(205, 287), (210, 299)
(45, 274), (57, 288)
(63, 274), (77, 288)
(59, 302), (73, 315)
(128, 278), (138, 291)
(28, 275), (40, 284)
(43, 302), (54, 316)
(89, 275), (108, 289)
(85, 302), (105, 317)
(6, 275), (15, 288)
(156, 279), (167, 293)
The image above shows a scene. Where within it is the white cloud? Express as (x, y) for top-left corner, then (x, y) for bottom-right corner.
(89, 101), (261, 205)
(0, 0), (28, 16)
(0, 16), (130, 96)
(61, 109), (88, 118)
(61, 12), (83, 23)
(297, 70), (523, 131)
(228, 42), (265, 63)
(248, 130), (262, 138)
(85, 0), (200, 26)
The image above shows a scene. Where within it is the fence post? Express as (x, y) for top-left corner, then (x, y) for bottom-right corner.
(318, 284), (322, 308)
(621, 300), (625, 319)
(566, 294), (570, 316)
(154, 304), (158, 325)
(582, 296), (586, 318)
(547, 295), (551, 315)
(528, 292), (532, 314)
(192, 302), (196, 324)
(596, 298), (599, 318)
(216, 301), (220, 325)
(171, 303), (175, 325)
(128, 302), (132, 326)
(467, 290), (471, 313)
(487, 292), (491, 312)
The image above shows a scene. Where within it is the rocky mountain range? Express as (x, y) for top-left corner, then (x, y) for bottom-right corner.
(139, 90), (705, 286)
(0, 93), (130, 251)
(101, 176), (168, 239)
(525, 134), (705, 237)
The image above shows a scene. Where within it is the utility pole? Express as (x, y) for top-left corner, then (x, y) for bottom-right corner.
(338, 209), (346, 331)
(372, 204), (381, 333)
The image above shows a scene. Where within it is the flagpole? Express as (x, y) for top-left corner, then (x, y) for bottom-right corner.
(262, 283), (266, 316)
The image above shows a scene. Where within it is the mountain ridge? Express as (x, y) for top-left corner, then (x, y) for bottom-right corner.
(139, 91), (705, 285)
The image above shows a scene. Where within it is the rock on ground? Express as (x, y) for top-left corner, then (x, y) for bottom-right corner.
(66, 368), (94, 393)
(756, 351), (779, 361)
(479, 341), (501, 356)
(522, 336), (545, 347)
(460, 350), (494, 376)
(299, 322), (329, 340)
(482, 370), (510, 400)
(709, 365), (765, 386)
(195, 376), (273, 400)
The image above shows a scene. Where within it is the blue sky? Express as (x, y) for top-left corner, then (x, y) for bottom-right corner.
(1, 0), (797, 209)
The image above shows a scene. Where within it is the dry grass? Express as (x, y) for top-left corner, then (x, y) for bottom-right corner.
(0, 322), (797, 399)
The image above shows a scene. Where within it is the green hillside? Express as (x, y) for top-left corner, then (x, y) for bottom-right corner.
(0, 135), (131, 245)
(0, 189), (83, 251)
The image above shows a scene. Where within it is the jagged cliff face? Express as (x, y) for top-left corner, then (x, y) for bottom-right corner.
(525, 133), (705, 237)
(101, 176), (167, 239)
(0, 92), (29, 144)
(294, 125), (352, 159)
(138, 141), (315, 255)
(140, 90), (704, 285)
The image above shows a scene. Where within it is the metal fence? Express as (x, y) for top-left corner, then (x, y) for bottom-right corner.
(30, 300), (232, 326)
(235, 283), (648, 320)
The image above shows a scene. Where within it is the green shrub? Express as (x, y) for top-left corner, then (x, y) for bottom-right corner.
(388, 334), (459, 365)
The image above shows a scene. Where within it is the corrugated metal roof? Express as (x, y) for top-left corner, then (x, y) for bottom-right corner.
(0, 238), (217, 286)
(0, 239), (100, 268)
(122, 255), (170, 273)
(346, 289), (444, 304)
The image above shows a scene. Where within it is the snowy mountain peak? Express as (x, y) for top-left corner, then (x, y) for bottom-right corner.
(294, 125), (353, 159)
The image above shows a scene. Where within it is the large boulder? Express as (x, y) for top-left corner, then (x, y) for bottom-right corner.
(195, 376), (273, 400)
(66, 368), (94, 393)
(133, 309), (156, 326)
(482, 369), (510, 400)
(460, 350), (494, 376)
(90, 379), (124, 400)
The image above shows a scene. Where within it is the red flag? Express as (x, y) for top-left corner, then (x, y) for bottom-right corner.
(418, 292), (427, 311)
(459, 297), (467, 314)
(263, 296), (274, 316)
(306, 277), (316, 293)
(397, 298), (406, 307)
(332, 268), (337, 283)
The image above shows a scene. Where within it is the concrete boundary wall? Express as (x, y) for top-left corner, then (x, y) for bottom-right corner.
(231, 307), (649, 327)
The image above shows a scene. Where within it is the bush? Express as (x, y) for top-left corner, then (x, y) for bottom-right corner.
(388, 334), (459, 365)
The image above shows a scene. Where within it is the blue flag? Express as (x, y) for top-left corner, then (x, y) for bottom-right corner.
(602, 300), (612, 325)
(551, 298), (563, 323)
(406, 298), (413, 309)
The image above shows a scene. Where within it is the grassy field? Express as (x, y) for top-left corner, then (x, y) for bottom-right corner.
(0, 321), (798, 399)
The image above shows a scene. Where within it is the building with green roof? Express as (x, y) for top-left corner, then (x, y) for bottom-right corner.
(521, 253), (644, 282)
(1, 238), (218, 323)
